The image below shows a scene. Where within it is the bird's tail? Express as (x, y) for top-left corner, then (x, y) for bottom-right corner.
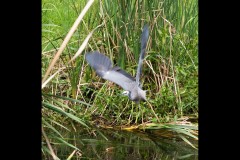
(136, 24), (149, 86)
(85, 51), (112, 77)
(140, 24), (149, 59)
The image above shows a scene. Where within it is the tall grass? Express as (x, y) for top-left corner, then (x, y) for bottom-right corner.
(42, 0), (198, 158)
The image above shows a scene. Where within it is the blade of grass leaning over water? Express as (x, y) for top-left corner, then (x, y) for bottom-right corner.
(42, 101), (89, 128)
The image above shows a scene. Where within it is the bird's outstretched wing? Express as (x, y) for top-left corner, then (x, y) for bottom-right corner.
(136, 24), (149, 87)
(85, 51), (136, 91)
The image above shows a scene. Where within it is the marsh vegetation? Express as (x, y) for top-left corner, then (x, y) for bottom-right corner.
(42, 0), (198, 159)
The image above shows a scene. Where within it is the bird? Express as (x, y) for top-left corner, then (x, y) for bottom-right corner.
(85, 24), (149, 103)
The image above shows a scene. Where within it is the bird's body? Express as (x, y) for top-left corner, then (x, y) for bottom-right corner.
(127, 85), (146, 102)
(85, 25), (149, 103)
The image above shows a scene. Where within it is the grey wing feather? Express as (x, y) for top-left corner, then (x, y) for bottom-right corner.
(85, 51), (112, 77)
(85, 51), (136, 91)
(112, 66), (135, 81)
(103, 69), (136, 91)
(136, 24), (149, 87)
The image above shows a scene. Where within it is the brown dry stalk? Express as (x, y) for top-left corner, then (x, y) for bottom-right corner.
(42, 0), (95, 83)
(42, 127), (60, 160)
(146, 100), (160, 122)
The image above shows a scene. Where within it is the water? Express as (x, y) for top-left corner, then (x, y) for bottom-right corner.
(49, 126), (198, 160)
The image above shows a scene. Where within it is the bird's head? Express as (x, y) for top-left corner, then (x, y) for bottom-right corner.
(122, 90), (130, 97)
(122, 89), (147, 102)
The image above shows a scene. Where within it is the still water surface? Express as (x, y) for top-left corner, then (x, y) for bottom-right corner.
(54, 126), (198, 160)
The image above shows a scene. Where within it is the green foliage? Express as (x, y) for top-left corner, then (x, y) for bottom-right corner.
(42, 0), (198, 158)
(42, 0), (198, 127)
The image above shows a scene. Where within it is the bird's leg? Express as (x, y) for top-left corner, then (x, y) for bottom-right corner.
(128, 101), (134, 124)
(139, 103), (144, 125)
(134, 102), (140, 124)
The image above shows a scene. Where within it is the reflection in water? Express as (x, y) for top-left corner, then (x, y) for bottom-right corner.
(51, 125), (198, 160)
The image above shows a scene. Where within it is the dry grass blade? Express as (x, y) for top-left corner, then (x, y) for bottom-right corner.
(146, 100), (160, 122)
(178, 134), (198, 150)
(42, 0), (95, 83)
(67, 149), (78, 160)
(68, 24), (103, 63)
(42, 67), (65, 89)
(41, 24), (102, 89)
(42, 127), (60, 160)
